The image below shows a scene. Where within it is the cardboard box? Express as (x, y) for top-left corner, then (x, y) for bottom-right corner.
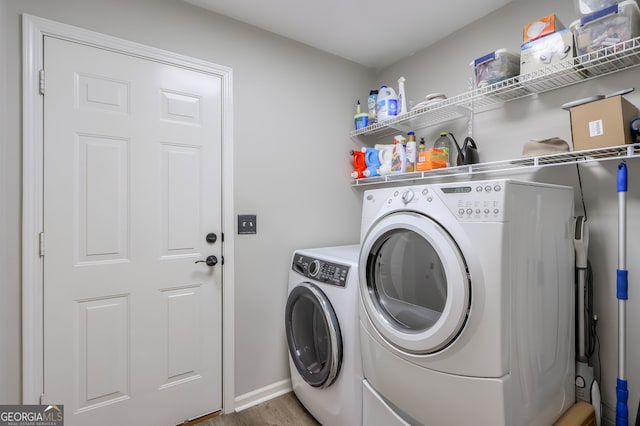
(569, 96), (638, 150)
(524, 13), (565, 43)
(553, 402), (597, 426)
(521, 29), (575, 75)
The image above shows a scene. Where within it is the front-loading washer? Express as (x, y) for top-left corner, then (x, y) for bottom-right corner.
(285, 245), (362, 426)
(358, 179), (575, 426)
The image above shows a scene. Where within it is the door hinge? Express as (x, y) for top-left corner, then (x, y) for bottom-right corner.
(39, 232), (45, 257)
(39, 393), (46, 404)
(221, 232), (224, 243)
(39, 69), (45, 95)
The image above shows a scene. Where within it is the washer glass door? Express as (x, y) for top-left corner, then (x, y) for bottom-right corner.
(360, 212), (470, 354)
(285, 282), (342, 388)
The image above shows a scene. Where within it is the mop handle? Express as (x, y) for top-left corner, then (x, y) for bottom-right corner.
(617, 162), (629, 426)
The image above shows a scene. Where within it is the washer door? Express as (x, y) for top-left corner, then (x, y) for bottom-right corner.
(285, 282), (342, 388)
(360, 212), (470, 354)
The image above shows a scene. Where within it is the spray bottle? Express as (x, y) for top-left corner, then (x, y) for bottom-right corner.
(398, 76), (408, 115)
(390, 135), (407, 173)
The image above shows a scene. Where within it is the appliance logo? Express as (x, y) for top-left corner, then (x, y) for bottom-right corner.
(0, 405), (64, 426)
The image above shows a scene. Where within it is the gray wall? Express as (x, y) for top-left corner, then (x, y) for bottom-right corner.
(5, 0), (640, 423)
(2, 0), (368, 403)
(0, 0), (10, 405)
(377, 0), (640, 424)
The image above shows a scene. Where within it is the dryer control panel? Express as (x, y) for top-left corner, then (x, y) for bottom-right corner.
(292, 254), (350, 287)
(437, 181), (507, 222)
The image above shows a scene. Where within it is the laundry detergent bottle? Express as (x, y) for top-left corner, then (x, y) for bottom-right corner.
(376, 85), (398, 121)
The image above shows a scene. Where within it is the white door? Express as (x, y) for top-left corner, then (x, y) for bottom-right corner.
(43, 36), (222, 426)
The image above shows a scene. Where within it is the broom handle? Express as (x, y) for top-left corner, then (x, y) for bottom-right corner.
(617, 162), (628, 426)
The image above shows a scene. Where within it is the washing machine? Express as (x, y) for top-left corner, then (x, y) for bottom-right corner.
(285, 245), (362, 426)
(358, 179), (576, 426)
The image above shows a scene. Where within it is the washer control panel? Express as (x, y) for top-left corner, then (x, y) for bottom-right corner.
(292, 254), (350, 287)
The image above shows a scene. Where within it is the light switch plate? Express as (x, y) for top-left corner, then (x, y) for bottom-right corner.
(238, 214), (257, 234)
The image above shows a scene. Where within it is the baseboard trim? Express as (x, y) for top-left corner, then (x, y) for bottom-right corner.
(233, 379), (292, 413)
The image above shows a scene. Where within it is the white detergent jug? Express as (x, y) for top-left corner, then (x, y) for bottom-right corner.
(374, 144), (395, 175)
(376, 85), (398, 120)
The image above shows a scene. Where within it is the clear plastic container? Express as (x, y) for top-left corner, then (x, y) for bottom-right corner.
(575, 0), (620, 16)
(472, 49), (521, 87)
(571, 0), (640, 56)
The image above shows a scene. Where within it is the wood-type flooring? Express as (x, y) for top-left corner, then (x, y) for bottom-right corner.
(191, 392), (320, 426)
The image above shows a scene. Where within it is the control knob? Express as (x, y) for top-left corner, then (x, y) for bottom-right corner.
(308, 260), (321, 277)
(402, 190), (415, 204)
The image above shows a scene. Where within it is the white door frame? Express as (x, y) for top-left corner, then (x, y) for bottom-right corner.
(21, 14), (236, 413)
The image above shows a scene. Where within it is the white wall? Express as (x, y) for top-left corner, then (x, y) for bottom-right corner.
(0, 0), (11, 404)
(2, 0), (369, 404)
(376, 0), (640, 424)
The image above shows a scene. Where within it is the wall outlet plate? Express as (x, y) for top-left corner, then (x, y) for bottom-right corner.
(238, 214), (257, 234)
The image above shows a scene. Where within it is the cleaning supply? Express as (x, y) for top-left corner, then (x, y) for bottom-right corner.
(398, 76), (407, 115)
(405, 131), (417, 172)
(350, 149), (366, 179)
(424, 147), (448, 170)
(374, 144), (394, 175)
(354, 100), (368, 130)
(362, 147), (381, 177)
(376, 85), (398, 120)
(574, 216), (602, 426)
(367, 89), (378, 123)
(416, 137), (430, 171)
(433, 132), (453, 167)
(390, 135), (407, 173)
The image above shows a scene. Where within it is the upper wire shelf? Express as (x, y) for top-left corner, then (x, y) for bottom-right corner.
(350, 144), (640, 187)
(350, 36), (640, 138)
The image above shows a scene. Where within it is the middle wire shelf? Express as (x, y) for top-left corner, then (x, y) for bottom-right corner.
(351, 144), (640, 187)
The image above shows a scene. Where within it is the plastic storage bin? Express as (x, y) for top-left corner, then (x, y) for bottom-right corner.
(571, 0), (640, 56)
(575, 0), (620, 16)
(472, 49), (520, 87)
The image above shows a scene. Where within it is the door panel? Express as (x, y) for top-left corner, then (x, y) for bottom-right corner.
(359, 212), (470, 354)
(285, 283), (342, 389)
(43, 36), (222, 426)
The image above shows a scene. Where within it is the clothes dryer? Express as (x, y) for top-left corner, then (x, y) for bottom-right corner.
(285, 245), (362, 426)
(358, 179), (575, 426)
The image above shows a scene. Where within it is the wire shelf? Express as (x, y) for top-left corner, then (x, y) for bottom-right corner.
(349, 36), (640, 138)
(351, 143), (640, 187)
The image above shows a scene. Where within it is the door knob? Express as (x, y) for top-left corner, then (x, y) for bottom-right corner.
(195, 255), (218, 267)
